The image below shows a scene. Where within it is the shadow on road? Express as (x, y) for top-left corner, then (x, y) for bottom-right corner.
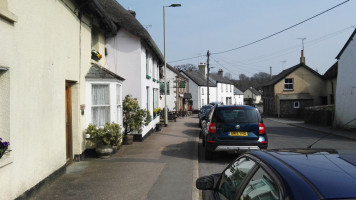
(184, 122), (199, 128)
(161, 141), (198, 160)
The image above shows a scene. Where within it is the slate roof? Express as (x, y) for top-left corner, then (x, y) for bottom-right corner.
(245, 87), (261, 96)
(182, 71), (216, 87)
(86, 63), (125, 81)
(209, 73), (233, 84)
(323, 62), (338, 80)
(263, 63), (322, 87)
(166, 64), (188, 80)
(336, 28), (356, 59)
(95, 0), (164, 63)
(234, 87), (244, 95)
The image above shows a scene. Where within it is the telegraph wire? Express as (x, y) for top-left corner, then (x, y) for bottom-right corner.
(211, 0), (350, 55)
(168, 0), (350, 64)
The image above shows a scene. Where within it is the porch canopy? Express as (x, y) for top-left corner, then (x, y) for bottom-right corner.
(277, 93), (313, 100)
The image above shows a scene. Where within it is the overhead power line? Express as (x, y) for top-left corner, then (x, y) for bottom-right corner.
(168, 0), (350, 64)
(212, 0), (350, 55)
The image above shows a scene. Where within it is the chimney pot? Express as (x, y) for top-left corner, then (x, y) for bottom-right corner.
(128, 10), (136, 17)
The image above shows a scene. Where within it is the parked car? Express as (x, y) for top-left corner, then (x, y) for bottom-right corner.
(196, 148), (356, 200)
(203, 105), (267, 160)
(209, 101), (223, 106)
(199, 105), (213, 127)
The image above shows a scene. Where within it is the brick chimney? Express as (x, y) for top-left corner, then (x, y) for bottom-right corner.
(218, 69), (224, 77)
(300, 50), (306, 64)
(198, 63), (207, 78)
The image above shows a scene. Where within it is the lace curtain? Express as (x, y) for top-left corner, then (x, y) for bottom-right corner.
(92, 85), (110, 127)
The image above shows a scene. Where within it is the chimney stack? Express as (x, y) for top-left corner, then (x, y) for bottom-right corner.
(300, 50), (306, 64)
(128, 10), (136, 18)
(198, 63), (207, 78)
(218, 69), (224, 77)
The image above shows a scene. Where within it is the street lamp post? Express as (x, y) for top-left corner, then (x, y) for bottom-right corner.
(163, 4), (181, 127)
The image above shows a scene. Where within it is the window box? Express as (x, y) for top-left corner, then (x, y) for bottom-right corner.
(146, 75), (152, 79)
(153, 78), (157, 82)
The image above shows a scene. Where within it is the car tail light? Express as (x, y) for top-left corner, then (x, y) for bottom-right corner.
(259, 123), (266, 134)
(208, 123), (216, 134)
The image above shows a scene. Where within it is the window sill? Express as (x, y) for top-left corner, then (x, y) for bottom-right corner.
(0, 7), (18, 23)
(283, 89), (294, 91)
(0, 155), (13, 168)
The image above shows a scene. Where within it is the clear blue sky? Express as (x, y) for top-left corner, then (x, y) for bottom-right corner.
(118, 0), (355, 78)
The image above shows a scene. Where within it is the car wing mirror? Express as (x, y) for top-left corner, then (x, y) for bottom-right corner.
(196, 175), (215, 190)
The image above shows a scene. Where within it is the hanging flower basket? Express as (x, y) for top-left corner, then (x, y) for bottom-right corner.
(0, 138), (10, 159)
(91, 50), (102, 61)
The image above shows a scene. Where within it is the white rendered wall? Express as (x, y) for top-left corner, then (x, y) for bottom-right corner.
(106, 29), (160, 137)
(335, 35), (356, 128)
(234, 94), (244, 105)
(0, 0), (95, 199)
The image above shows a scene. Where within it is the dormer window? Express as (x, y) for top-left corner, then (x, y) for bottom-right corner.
(284, 78), (294, 90)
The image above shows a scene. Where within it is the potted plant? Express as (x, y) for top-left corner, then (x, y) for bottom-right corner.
(104, 122), (122, 153)
(122, 95), (147, 144)
(91, 50), (102, 61)
(0, 138), (10, 159)
(153, 107), (162, 118)
(85, 123), (121, 158)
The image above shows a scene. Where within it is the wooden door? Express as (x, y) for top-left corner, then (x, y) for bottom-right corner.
(65, 82), (73, 162)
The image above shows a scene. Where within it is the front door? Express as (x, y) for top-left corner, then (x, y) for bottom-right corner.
(65, 81), (73, 162)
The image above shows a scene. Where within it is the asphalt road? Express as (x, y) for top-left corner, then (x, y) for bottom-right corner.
(198, 118), (356, 179)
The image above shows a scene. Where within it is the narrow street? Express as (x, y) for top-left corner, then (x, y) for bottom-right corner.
(29, 115), (356, 200)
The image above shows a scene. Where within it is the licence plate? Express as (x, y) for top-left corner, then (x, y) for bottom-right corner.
(229, 131), (248, 136)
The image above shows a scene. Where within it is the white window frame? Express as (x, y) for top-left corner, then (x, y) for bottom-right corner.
(91, 84), (111, 127)
(284, 78), (294, 91)
(86, 80), (123, 127)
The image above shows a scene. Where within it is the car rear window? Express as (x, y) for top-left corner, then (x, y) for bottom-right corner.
(215, 108), (259, 123)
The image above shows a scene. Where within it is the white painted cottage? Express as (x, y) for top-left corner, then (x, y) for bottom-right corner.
(101, 1), (163, 138)
(0, 0), (120, 198)
(209, 69), (235, 105)
(182, 64), (217, 111)
(158, 64), (190, 113)
(334, 28), (356, 128)
(233, 87), (244, 105)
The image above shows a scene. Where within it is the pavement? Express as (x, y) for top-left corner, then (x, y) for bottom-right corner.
(29, 115), (201, 200)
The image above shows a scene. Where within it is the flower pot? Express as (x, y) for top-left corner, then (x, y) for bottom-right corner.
(155, 124), (162, 132)
(95, 144), (113, 159)
(123, 135), (133, 145)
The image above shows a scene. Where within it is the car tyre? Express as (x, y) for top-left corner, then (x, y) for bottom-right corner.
(205, 148), (213, 160)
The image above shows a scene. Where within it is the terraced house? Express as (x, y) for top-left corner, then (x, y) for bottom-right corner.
(0, 0), (125, 199)
(98, 0), (164, 139)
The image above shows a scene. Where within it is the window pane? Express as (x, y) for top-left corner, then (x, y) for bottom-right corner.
(240, 168), (279, 200)
(116, 84), (121, 105)
(92, 85), (109, 105)
(92, 106), (110, 127)
(218, 157), (256, 200)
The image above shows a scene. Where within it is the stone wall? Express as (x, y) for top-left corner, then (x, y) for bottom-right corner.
(304, 105), (334, 126)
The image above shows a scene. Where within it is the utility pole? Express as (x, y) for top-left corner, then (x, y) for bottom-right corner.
(207, 50), (210, 104)
(270, 66), (272, 79)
